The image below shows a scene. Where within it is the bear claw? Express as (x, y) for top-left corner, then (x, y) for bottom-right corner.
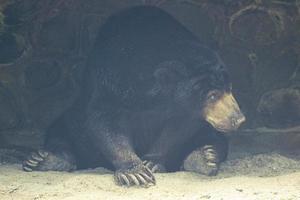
(26, 159), (39, 167)
(30, 152), (44, 162)
(143, 160), (166, 173)
(22, 166), (33, 172)
(22, 150), (49, 172)
(202, 145), (219, 164)
(115, 164), (156, 187)
(37, 150), (49, 158)
(202, 145), (219, 176)
(183, 144), (221, 176)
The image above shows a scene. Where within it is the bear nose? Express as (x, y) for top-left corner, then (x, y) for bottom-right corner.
(239, 114), (246, 124)
(231, 114), (246, 128)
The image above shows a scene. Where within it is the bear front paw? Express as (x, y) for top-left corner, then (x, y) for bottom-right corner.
(183, 145), (220, 176)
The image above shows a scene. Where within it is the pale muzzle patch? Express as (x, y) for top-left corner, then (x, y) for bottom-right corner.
(203, 92), (245, 132)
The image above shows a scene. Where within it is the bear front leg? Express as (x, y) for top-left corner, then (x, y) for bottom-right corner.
(104, 134), (156, 187)
(109, 135), (156, 187)
(183, 133), (228, 176)
(86, 114), (156, 187)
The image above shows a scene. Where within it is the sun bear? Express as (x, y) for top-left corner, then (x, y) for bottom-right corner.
(23, 6), (245, 187)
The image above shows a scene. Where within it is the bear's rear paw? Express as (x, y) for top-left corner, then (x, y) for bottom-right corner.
(115, 163), (156, 187)
(183, 145), (220, 176)
(143, 160), (166, 173)
(22, 150), (76, 172)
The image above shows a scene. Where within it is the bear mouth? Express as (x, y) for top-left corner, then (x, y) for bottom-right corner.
(205, 119), (236, 133)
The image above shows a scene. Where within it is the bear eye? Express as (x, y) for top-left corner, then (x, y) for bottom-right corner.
(207, 90), (221, 101)
(209, 94), (216, 100)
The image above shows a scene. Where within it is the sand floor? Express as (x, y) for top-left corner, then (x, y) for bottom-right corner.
(1, 152), (300, 200)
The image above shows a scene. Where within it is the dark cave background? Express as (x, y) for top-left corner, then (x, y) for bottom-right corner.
(0, 0), (300, 160)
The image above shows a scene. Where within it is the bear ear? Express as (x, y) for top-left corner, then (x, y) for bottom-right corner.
(154, 61), (187, 84)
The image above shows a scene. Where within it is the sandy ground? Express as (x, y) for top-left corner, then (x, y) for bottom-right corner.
(1, 152), (300, 200)
(1, 129), (300, 200)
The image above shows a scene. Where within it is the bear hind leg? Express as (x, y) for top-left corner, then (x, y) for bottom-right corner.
(23, 135), (76, 172)
(23, 149), (76, 172)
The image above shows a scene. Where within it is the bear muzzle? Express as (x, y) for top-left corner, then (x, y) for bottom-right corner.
(202, 92), (245, 133)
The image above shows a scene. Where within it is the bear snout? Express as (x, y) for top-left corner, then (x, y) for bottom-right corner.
(202, 92), (245, 133)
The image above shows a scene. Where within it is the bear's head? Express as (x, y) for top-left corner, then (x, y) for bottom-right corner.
(200, 69), (246, 132)
(153, 49), (245, 133)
